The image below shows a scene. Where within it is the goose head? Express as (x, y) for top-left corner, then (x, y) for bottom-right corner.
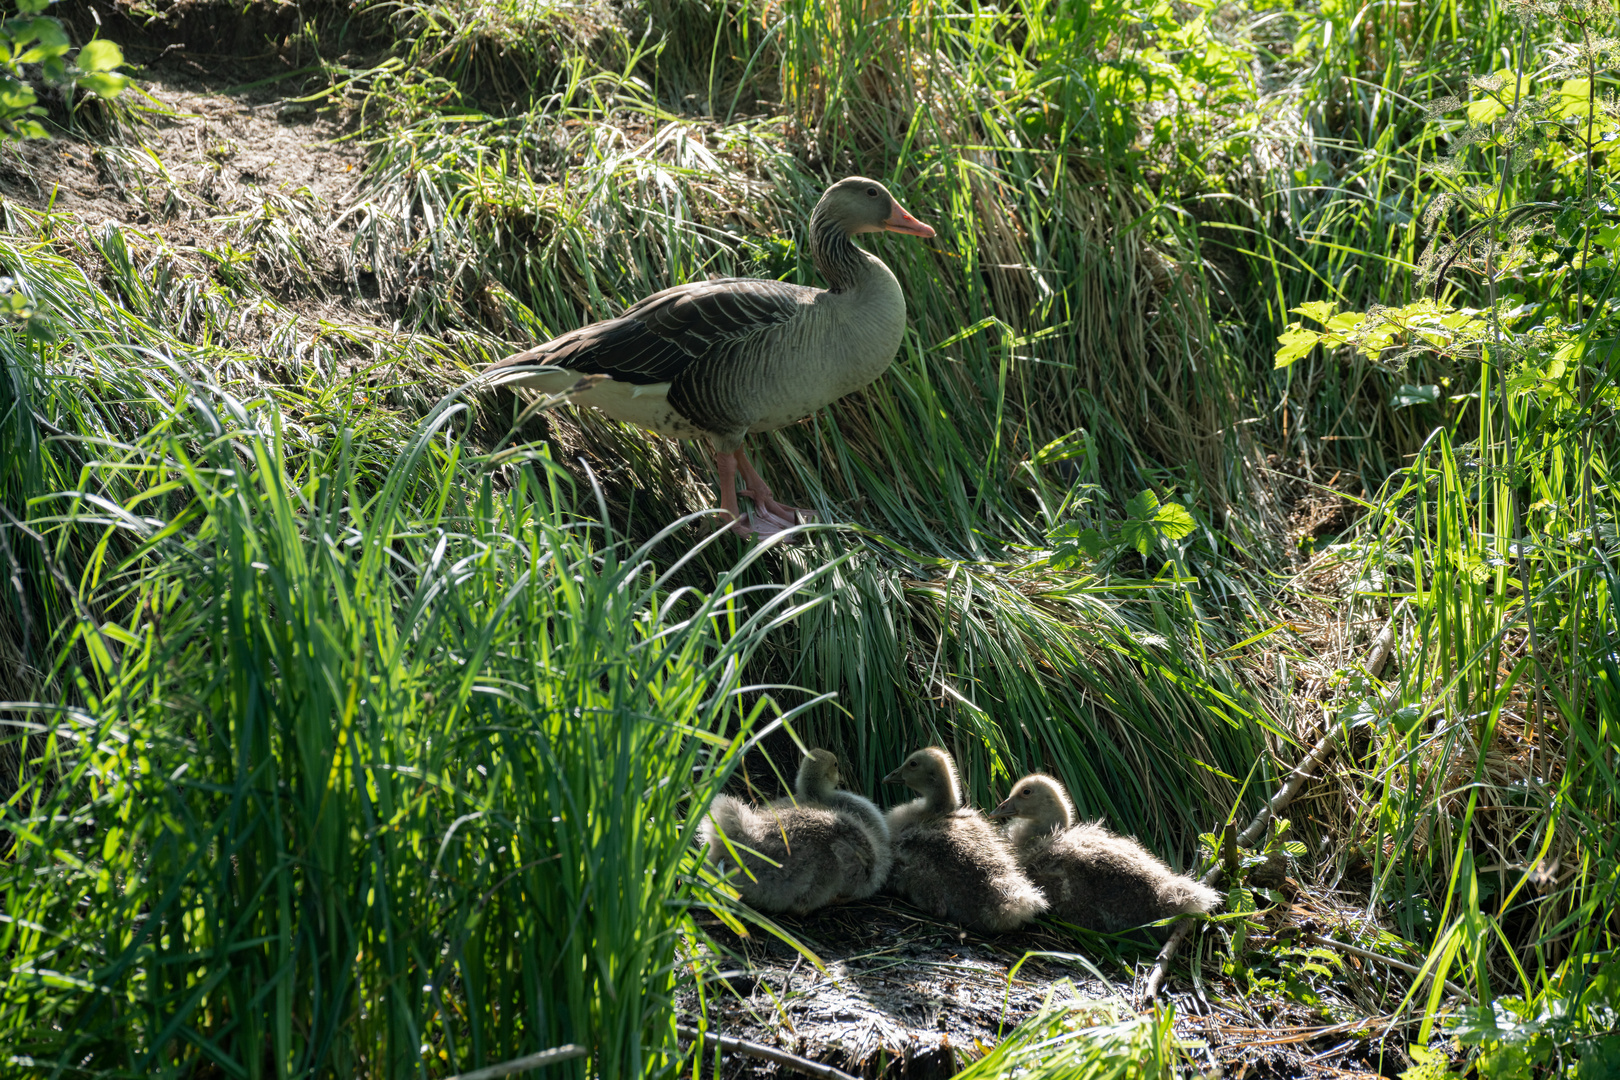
(814, 177), (936, 239)
(988, 773), (1076, 836)
(883, 746), (962, 814)
(796, 748), (843, 801)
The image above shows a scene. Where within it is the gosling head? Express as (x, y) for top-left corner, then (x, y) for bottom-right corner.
(796, 748), (842, 801)
(988, 774), (1076, 835)
(814, 176), (936, 240)
(882, 746), (962, 813)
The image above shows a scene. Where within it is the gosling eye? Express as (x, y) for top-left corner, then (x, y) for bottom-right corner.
(866, 186), (879, 198)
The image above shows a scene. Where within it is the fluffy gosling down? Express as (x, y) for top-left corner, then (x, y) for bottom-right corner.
(883, 747), (1046, 933)
(699, 749), (889, 915)
(990, 773), (1219, 936)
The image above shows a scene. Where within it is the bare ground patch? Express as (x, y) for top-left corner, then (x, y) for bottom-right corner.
(0, 70), (382, 329)
(680, 888), (1408, 1079)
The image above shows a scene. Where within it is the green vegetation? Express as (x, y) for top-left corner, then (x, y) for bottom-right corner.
(0, 0), (1617, 1075)
(0, 0), (126, 140)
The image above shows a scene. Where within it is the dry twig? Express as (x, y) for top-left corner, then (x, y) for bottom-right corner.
(440, 1044), (587, 1080)
(678, 1024), (861, 1080)
(1143, 729), (1336, 1002)
(1303, 931), (1472, 1003)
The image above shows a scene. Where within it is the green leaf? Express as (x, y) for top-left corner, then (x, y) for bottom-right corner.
(1118, 519), (1155, 556)
(1467, 95), (1507, 125)
(15, 18), (70, 66)
(1324, 310), (1361, 334)
(1123, 489), (1160, 522)
(1153, 500), (1196, 541)
(1392, 384), (1439, 409)
(77, 39), (123, 74)
(1292, 300), (1336, 324)
(1387, 705), (1424, 733)
(0, 86), (37, 111)
(1049, 522), (1108, 570)
(76, 71), (128, 98)
(33, 18), (68, 51)
(1553, 78), (1593, 121)
(1398, 1044), (1463, 1080)
(1337, 697), (1379, 728)
(1274, 325), (1319, 368)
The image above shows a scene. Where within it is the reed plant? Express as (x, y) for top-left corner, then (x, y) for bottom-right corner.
(1, 348), (835, 1074)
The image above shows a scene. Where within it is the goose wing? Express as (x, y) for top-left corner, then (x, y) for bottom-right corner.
(491, 277), (813, 386)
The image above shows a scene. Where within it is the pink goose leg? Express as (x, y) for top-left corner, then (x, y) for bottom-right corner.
(736, 448), (814, 529)
(713, 448), (814, 537)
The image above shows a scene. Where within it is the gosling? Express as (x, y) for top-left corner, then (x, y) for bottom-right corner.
(883, 747), (1047, 933)
(989, 773), (1219, 937)
(799, 748), (892, 888)
(699, 748), (889, 914)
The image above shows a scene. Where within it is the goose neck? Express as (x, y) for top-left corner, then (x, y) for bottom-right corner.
(1008, 816), (1059, 850)
(808, 209), (870, 292)
(925, 786), (961, 817)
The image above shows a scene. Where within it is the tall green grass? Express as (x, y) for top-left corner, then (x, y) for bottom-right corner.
(0, 157), (1255, 1074)
(0, 312), (834, 1075)
(336, 0), (1293, 851)
(1270, 2), (1620, 1067)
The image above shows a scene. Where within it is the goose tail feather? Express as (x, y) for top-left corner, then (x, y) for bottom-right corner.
(980, 874), (1047, 933)
(1162, 875), (1221, 915)
(700, 795), (762, 862)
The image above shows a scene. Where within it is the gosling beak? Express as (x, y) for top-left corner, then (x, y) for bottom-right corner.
(882, 768), (906, 785)
(882, 201), (936, 239)
(988, 797), (1018, 819)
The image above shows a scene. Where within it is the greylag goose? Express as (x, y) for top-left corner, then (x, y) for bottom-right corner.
(486, 177), (935, 536)
(699, 748), (890, 913)
(989, 774), (1219, 937)
(882, 747), (1046, 933)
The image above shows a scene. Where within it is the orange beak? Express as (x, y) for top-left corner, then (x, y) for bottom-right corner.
(883, 201), (936, 239)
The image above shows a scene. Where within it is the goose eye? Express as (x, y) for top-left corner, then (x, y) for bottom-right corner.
(866, 187), (879, 197)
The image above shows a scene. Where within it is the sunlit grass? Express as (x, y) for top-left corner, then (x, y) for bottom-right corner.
(1, 351), (835, 1074)
(952, 973), (1179, 1078)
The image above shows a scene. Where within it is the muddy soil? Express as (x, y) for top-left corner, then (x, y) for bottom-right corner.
(0, 60), (376, 331)
(681, 901), (1118, 1079)
(681, 893), (1404, 1079)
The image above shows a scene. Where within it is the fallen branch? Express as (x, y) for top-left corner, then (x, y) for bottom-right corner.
(1143, 615), (1401, 1002)
(440, 1044), (586, 1080)
(1143, 728), (1335, 1002)
(1365, 618), (1397, 680)
(677, 1024), (860, 1080)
